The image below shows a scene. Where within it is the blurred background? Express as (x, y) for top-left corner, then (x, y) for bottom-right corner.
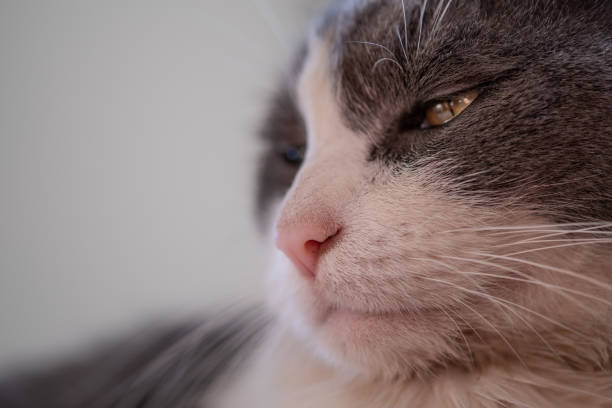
(0, 0), (325, 370)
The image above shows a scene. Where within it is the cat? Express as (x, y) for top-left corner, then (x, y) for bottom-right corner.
(1, 0), (611, 407)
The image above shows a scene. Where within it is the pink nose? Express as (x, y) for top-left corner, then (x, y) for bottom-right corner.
(276, 223), (339, 279)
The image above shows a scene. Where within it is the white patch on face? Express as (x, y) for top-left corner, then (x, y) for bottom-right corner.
(266, 35), (612, 379)
(266, 36), (369, 365)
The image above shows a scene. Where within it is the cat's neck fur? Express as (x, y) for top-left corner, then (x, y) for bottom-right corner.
(208, 324), (612, 408)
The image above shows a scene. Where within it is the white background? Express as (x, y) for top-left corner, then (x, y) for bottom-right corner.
(0, 0), (325, 369)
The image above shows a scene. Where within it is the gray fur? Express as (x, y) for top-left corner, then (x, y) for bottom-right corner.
(258, 0), (612, 222)
(0, 310), (268, 408)
(3, 0), (612, 406)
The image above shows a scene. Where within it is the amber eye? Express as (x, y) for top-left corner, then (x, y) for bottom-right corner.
(423, 89), (479, 127)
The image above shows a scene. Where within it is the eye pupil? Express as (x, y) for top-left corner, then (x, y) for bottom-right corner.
(429, 102), (454, 124)
(282, 146), (305, 165)
(432, 102), (448, 113)
(423, 89), (479, 128)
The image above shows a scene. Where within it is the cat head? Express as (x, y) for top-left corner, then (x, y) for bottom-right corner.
(258, 0), (612, 379)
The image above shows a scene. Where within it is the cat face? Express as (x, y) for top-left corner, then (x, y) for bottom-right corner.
(258, 0), (612, 378)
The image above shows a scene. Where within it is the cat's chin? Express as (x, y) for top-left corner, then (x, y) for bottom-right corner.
(285, 296), (456, 379)
(319, 313), (449, 378)
(267, 256), (459, 378)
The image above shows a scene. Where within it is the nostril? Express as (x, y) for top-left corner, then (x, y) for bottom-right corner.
(275, 224), (340, 280)
(324, 227), (340, 244)
(304, 239), (322, 258)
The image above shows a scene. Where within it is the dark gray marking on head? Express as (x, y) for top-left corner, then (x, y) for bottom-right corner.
(257, 0), (612, 222)
(256, 45), (309, 226)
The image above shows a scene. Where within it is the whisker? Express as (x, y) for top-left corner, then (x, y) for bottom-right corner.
(488, 229), (612, 238)
(441, 222), (609, 233)
(406, 256), (485, 290)
(471, 252), (612, 292)
(416, 0), (428, 53)
(511, 376), (612, 403)
(441, 255), (612, 309)
(489, 293), (563, 361)
(453, 296), (527, 367)
(395, 26), (410, 63)
(372, 57), (405, 73)
(447, 307), (486, 344)
(347, 40), (396, 56)
(465, 271), (611, 311)
(500, 239), (612, 257)
(493, 223), (612, 242)
(494, 237), (612, 248)
(432, 0), (453, 34)
(439, 307), (475, 365)
(451, 277), (564, 361)
(430, 0), (446, 33)
(421, 275), (588, 338)
(400, 0), (409, 57)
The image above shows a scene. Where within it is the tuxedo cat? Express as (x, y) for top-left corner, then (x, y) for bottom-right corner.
(2, 0), (611, 407)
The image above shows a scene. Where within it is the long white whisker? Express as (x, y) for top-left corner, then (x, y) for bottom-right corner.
(407, 256), (485, 290)
(494, 223), (612, 243)
(453, 296), (527, 367)
(500, 240), (612, 257)
(447, 306), (486, 344)
(400, 0), (409, 57)
(430, 0), (445, 35)
(455, 278), (563, 361)
(472, 252), (612, 292)
(487, 230), (612, 238)
(511, 376), (612, 403)
(463, 271), (612, 309)
(488, 293), (562, 360)
(439, 307), (474, 365)
(495, 238), (612, 248)
(441, 255), (604, 313)
(395, 26), (410, 62)
(432, 0), (453, 34)
(416, 0), (428, 53)
(441, 222), (608, 233)
(420, 257), (612, 358)
(422, 276), (588, 338)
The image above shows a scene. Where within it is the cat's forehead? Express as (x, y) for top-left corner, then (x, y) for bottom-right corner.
(296, 0), (600, 136)
(300, 0), (488, 135)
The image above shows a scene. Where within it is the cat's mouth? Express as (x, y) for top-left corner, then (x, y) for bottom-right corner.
(319, 307), (408, 327)
(313, 298), (439, 328)
(288, 263), (452, 333)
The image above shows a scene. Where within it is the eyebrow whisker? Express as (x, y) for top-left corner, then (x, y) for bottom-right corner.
(347, 40), (396, 56)
(416, 0), (428, 53)
(372, 57), (405, 73)
(400, 0), (409, 56)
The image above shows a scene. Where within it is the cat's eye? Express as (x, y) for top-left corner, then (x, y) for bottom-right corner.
(281, 145), (306, 165)
(423, 89), (479, 128)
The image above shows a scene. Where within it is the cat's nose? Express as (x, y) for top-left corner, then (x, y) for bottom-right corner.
(275, 223), (339, 279)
